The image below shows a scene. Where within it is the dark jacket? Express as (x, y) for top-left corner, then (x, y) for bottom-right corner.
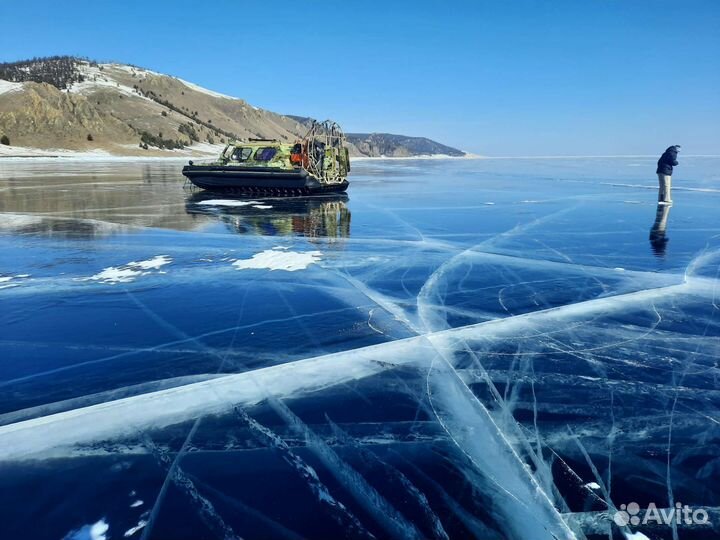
(656, 146), (679, 175)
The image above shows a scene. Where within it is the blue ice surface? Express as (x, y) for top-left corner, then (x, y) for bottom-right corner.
(0, 156), (719, 540)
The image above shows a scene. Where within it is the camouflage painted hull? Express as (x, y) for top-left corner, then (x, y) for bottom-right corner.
(182, 165), (349, 195)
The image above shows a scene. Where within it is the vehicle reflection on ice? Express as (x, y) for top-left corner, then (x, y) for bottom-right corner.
(185, 192), (351, 240)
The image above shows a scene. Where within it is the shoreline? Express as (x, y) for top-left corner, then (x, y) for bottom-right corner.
(1, 149), (718, 162)
(0, 149), (477, 162)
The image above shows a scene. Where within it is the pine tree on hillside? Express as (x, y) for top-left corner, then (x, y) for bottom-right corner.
(0, 56), (86, 89)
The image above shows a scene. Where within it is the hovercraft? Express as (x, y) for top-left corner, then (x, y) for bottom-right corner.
(182, 120), (350, 196)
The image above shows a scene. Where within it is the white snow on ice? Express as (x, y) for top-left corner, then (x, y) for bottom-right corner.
(129, 499), (144, 508)
(123, 519), (147, 537)
(584, 482), (601, 490)
(81, 267), (142, 284)
(63, 518), (109, 540)
(90, 520), (109, 540)
(0, 144), (219, 160)
(232, 248), (322, 272)
(126, 255), (172, 271)
(78, 256), (172, 284)
(0, 274), (31, 290)
(624, 532), (650, 540)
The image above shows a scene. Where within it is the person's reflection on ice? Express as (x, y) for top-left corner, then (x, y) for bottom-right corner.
(649, 203), (671, 257)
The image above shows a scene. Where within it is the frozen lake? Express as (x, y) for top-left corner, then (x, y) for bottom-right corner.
(1, 156), (719, 540)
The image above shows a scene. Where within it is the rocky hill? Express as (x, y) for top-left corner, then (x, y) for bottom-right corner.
(0, 57), (465, 158)
(346, 133), (465, 157)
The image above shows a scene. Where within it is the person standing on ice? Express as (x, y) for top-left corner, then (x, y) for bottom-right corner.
(656, 145), (680, 205)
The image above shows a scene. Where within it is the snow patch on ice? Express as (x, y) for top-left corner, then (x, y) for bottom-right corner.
(123, 519), (147, 537)
(0, 144), (116, 158)
(0, 274), (31, 289)
(78, 256), (172, 284)
(584, 482), (601, 490)
(63, 518), (109, 540)
(81, 267), (142, 284)
(251, 204), (273, 209)
(90, 520), (109, 540)
(0, 142), (218, 160)
(197, 199), (260, 207)
(127, 255), (171, 271)
(129, 499), (143, 508)
(624, 532), (650, 540)
(232, 248), (322, 272)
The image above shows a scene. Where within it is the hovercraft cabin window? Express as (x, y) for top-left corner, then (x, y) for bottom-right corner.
(254, 147), (277, 161)
(231, 147), (253, 161)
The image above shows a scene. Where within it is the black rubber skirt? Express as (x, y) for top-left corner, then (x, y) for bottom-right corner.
(182, 165), (349, 195)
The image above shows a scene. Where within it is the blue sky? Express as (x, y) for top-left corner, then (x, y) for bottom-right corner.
(1, 0), (718, 155)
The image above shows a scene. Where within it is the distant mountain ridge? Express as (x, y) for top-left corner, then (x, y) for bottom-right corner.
(0, 56), (465, 158)
(286, 115), (464, 157)
(345, 133), (465, 157)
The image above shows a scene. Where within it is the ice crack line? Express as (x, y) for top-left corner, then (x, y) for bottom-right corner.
(0, 279), (702, 463)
